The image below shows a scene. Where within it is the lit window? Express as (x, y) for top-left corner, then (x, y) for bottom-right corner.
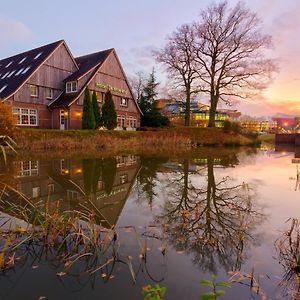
(30, 85), (38, 97)
(22, 66), (31, 74)
(15, 68), (25, 76)
(46, 88), (53, 99)
(96, 91), (102, 102)
(34, 52), (43, 60)
(66, 81), (77, 93)
(5, 61), (13, 68)
(120, 98), (128, 107)
(13, 107), (38, 126)
(0, 85), (8, 93)
(19, 57), (27, 64)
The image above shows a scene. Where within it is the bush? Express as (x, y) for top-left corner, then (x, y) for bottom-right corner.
(102, 91), (117, 130)
(82, 88), (95, 129)
(0, 102), (16, 136)
(223, 120), (241, 134)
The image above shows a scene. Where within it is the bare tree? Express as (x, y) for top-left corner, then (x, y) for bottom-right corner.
(193, 1), (276, 127)
(155, 24), (199, 126)
(128, 71), (146, 103)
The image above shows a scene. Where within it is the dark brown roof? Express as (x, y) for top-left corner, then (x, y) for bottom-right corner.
(64, 49), (113, 82)
(0, 40), (64, 99)
(50, 49), (113, 108)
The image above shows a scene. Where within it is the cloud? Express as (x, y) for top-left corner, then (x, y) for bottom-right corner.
(0, 16), (32, 44)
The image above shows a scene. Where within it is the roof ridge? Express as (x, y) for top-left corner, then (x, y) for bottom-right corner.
(75, 48), (114, 60)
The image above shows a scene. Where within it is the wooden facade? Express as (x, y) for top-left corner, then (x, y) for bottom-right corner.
(1, 40), (141, 130)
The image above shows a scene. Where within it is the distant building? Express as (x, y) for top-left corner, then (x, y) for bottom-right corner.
(156, 99), (241, 127)
(0, 40), (141, 130)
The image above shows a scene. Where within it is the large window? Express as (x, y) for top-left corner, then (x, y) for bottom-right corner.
(16, 160), (39, 177)
(66, 81), (77, 93)
(30, 85), (38, 97)
(13, 108), (38, 126)
(46, 88), (53, 99)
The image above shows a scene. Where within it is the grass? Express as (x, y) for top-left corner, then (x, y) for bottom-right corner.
(12, 127), (258, 154)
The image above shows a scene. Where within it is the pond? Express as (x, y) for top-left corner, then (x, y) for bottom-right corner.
(0, 146), (300, 300)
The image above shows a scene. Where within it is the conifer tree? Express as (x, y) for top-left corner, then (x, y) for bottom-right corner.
(82, 88), (95, 129)
(102, 90), (117, 130)
(92, 91), (101, 129)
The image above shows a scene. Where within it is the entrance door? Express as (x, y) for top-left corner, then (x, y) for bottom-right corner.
(60, 110), (66, 130)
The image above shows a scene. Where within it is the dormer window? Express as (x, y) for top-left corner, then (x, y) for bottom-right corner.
(66, 81), (77, 93)
(120, 97), (128, 107)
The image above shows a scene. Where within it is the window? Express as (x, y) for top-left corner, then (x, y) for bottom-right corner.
(96, 91), (102, 102)
(15, 68), (25, 76)
(34, 52), (43, 60)
(19, 57), (27, 64)
(1, 72), (9, 79)
(13, 107), (38, 126)
(30, 85), (38, 97)
(32, 187), (41, 198)
(46, 88), (53, 99)
(16, 160), (39, 177)
(22, 66), (31, 74)
(5, 61), (13, 68)
(120, 97), (128, 107)
(0, 85), (8, 93)
(7, 70), (16, 78)
(66, 81), (77, 93)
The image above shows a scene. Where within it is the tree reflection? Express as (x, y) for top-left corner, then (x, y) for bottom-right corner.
(157, 157), (265, 273)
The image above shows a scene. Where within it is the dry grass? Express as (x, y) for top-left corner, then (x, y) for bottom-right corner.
(14, 127), (257, 154)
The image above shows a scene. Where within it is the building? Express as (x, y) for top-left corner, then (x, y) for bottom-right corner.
(0, 40), (141, 130)
(156, 99), (241, 127)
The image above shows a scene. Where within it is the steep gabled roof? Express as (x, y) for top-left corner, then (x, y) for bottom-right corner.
(65, 49), (113, 82)
(50, 49), (143, 115)
(0, 40), (67, 99)
(49, 49), (113, 108)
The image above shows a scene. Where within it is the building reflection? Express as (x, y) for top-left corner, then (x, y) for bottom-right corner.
(2, 155), (140, 228)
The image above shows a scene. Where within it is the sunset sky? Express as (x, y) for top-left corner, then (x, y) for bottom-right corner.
(0, 0), (299, 117)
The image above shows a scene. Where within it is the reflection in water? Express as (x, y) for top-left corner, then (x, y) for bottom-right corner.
(155, 157), (265, 274)
(0, 152), (270, 300)
(0, 155), (140, 229)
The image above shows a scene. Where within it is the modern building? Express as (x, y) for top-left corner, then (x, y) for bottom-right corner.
(0, 40), (142, 130)
(156, 99), (241, 127)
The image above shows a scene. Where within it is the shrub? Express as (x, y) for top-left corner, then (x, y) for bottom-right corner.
(92, 91), (102, 129)
(0, 101), (16, 136)
(223, 120), (241, 133)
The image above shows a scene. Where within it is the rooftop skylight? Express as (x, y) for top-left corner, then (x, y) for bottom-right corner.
(19, 57), (27, 64)
(0, 85), (8, 93)
(21, 66), (31, 74)
(5, 61), (13, 68)
(1, 72), (9, 79)
(15, 68), (25, 76)
(7, 70), (16, 78)
(34, 52), (43, 60)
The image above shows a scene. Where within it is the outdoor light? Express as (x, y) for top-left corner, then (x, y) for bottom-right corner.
(64, 111), (69, 116)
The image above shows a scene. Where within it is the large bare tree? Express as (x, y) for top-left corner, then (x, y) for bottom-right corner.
(156, 1), (276, 127)
(193, 1), (276, 127)
(155, 24), (199, 126)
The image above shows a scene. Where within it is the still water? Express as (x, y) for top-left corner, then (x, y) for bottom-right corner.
(0, 147), (300, 300)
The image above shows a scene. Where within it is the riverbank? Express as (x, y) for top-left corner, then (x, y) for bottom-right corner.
(11, 127), (259, 154)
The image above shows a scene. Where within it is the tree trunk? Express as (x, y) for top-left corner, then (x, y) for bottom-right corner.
(185, 89), (191, 126)
(208, 96), (218, 127)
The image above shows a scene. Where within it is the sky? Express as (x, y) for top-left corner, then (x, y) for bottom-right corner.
(0, 0), (299, 117)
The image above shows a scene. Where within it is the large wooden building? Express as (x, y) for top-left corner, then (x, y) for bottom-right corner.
(0, 40), (141, 130)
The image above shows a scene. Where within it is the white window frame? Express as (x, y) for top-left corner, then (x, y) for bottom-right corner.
(120, 97), (128, 107)
(30, 85), (38, 97)
(66, 81), (77, 93)
(46, 87), (53, 99)
(13, 107), (38, 126)
(16, 160), (39, 177)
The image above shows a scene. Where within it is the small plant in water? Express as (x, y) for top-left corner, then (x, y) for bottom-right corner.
(200, 275), (231, 300)
(142, 284), (166, 300)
